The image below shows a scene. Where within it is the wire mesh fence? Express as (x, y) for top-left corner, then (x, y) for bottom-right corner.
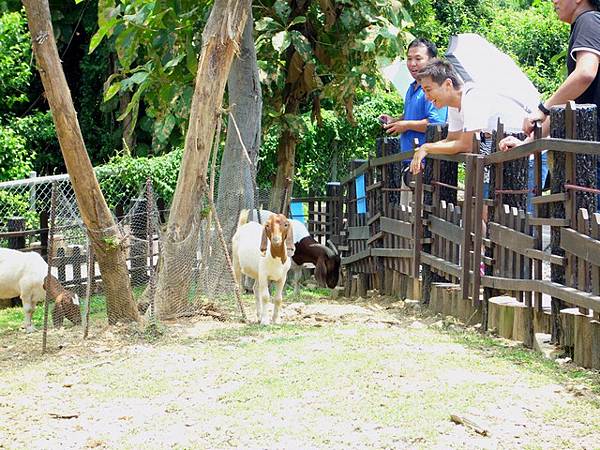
(0, 149), (272, 346)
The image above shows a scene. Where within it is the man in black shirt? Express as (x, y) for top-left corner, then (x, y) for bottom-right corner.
(500, 0), (600, 142)
(499, 0), (600, 203)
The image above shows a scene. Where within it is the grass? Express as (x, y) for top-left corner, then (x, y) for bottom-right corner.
(1, 291), (600, 449)
(449, 328), (600, 398)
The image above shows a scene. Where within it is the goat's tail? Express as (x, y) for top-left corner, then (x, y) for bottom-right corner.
(237, 209), (250, 230)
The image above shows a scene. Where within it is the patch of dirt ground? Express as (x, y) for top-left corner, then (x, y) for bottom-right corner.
(1, 295), (599, 449)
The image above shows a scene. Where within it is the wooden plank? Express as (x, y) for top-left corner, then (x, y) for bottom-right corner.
(366, 231), (383, 246)
(488, 222), (535, 253)
(341, 248), (370, 265)
(366, 181), (382, 192)
(561, 227), (600, 267)
(380, 216), (412, 239)
(420, 252), (462, 279)
(591, 213), (600, 296)
(479, 275), (600, 312)
(429, 215), (463, 245)
(347, 226), (370, 240)
(528, 218), (570, 227)
(367, 212), (381, 226)
(530, 192), (567, 205)
(371, 248), (413, 259)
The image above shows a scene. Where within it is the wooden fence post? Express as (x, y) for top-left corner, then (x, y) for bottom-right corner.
(326, 182), (341, 246)
(421, 124), (452, 305)
(7, 217), (25, 250)
(549, 102), (598, 343)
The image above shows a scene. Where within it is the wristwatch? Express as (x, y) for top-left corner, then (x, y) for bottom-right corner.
(538, 102), (550, 116)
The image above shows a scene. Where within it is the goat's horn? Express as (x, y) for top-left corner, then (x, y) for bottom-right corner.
(327, 239), (339, 255)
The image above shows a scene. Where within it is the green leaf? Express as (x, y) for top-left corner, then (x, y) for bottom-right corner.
(88, 27), (107, 54)
(103, 81), (122, 102)
(290, 31), (313, 62)
(164, 54), (185, 70)
(288, 16), (307, 27)
(154, 113), (177, 143)
(274, 0), (292, 22)
(256, 17), (279, 32)
(272, 31), (291, 53)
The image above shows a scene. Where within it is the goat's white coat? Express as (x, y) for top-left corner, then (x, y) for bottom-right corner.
(232, 221), (292, 325)
(0, 248), (49, 332)
(248, 209), (309, 243)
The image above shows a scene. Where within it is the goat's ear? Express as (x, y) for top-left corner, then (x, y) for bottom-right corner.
(285, 222), (294, 251)
(260, 227), (268, 255)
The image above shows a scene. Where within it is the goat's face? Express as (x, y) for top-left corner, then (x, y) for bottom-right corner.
(261, 214), (294, 257)
(315, 253), (342, 289)
(53, 291), (81, 327)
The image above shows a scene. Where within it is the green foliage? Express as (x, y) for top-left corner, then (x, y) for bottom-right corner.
(97, 148), (183, 208)
(409, 0), (495, 50)
(91, 0), (208, 153)
(0, 190), (37, 229)
(12, 111), (62, 174)
(259, 89), (404, 195)
(481, 0), (569, 97)
(0, 11), (31, 115)
(0, 125), (34, 182)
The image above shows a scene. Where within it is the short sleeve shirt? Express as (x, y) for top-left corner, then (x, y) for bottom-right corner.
(400, 81), (448, 152)
(447, 84), (529, 134)
(567, 10), (600, 108)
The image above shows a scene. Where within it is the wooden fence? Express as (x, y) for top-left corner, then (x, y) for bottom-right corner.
(338, 101), (600, 369)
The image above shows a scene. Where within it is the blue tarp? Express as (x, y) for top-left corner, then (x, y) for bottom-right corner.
(356, 174), (367, 214)
(290, 201), (306, 223)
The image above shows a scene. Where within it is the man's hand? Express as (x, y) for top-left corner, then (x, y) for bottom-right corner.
(384, 120), (406, 135)
(410, 145), (428, 174)
(498, 135), (525, 152)
(523, 110), (545, 135)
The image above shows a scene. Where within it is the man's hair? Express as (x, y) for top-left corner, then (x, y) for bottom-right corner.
(416, 58), (463, 89)
(407, 38), (438, 58)
(591, 0), (600, 10)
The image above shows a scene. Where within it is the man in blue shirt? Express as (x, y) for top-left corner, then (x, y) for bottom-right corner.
(380, 38), (448, 205)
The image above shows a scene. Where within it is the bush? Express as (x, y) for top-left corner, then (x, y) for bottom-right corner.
(0, 11), (31, 114)
(97, 148), (183, 209)
(0, 125), (34, 182)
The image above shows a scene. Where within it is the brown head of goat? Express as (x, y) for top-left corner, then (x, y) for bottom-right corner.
(260, 214), (294, 262)
(43, 275), (81, 327)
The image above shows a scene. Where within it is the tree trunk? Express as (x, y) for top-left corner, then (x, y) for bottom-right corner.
(22, 0), (139, 324)
(204, 12), (262, 297)
(270, 120), (298, 213)
(153, 0), (251, 318)
(217, 11), (262, 222)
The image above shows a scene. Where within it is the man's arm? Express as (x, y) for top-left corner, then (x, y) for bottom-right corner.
(524, 51), (600, 133)
(410, 130), (475, 174)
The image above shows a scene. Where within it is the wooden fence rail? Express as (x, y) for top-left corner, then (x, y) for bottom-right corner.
(339, 102), (600, 369)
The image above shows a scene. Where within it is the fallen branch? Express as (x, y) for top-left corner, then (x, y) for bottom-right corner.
(450, 414), (489, 436)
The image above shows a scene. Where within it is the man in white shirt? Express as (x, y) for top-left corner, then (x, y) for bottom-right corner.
(409, 58), (529, 177)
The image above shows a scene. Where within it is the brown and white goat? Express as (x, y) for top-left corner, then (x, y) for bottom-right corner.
(232, 211), (294, 325)
(248, 209), (341, 293)
(43, 275), (82, 328)
(0, 248), (80, 331)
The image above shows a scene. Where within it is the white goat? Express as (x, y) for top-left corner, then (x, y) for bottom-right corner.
(232, 210), (294, 325)
(0, 248), (80, 332)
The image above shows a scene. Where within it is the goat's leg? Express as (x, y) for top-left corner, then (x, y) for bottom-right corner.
(252, 282), (261, 324)
(257, 278), (271, 325)
(22, 295), (36, 333)
(272, 279), (285, 325)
